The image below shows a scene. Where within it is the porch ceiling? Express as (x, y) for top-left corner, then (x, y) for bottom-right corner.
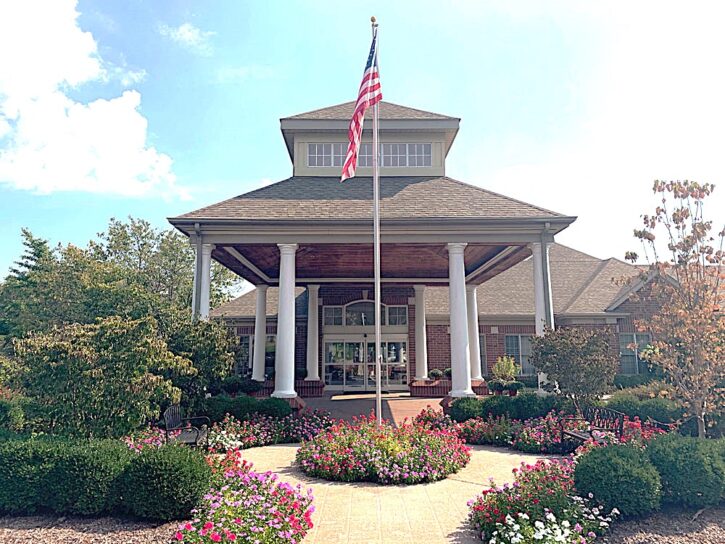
(212, 242), (532, 286)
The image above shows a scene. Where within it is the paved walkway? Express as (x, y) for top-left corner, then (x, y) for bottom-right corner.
(304, 394), (443, 426)
(242, 443), (550, 544)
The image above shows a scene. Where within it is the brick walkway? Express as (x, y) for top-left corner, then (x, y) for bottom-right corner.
(304, 393), (443, 426)
(241, 444), (550, 544)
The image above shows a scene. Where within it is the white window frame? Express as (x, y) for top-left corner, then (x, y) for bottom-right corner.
(323, 306), (344, 326)
(387, 305), (408, 326)
(479, 334), (487, 374)
(504, 334), (535, 376)
(619, 333), (651, 375)
(308, 142), (432, 168)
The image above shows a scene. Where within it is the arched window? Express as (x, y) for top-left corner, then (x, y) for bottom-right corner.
(344, 301), (385, 326)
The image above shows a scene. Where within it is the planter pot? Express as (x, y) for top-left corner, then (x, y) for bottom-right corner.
(507, 389), (518, 397)
(494, 390), (503, 396)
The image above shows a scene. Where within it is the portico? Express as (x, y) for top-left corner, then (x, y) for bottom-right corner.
(170, 101), (574, 400)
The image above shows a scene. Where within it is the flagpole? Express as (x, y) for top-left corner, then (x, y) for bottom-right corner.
(371, 16), (383, 427)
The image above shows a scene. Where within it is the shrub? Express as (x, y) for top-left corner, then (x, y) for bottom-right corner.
(255, 397), (293, 418)
(449, 397), (484, 422)
(488, 379), (506, 393)
(613, 374), (658, 389)
(0, 398), (24, 432)
(0, 439), (60, 513)
(491, 356), (520, 382)
(0, 438), (133, 516)
(428, 368), (443, 379)
(478, 391), (573, 421)
(647, 433), (725, 508)
(203, 394), (292, 423)
(46, 440), (132, 515)
(296, 414), (470, 484)
(121, 445), (211, 521)
(575, 444), (661, 517)
(607, 392), (684, 425)
(443, 367), (452, 378)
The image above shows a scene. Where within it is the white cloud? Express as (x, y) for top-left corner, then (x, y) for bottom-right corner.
(216, 65), (276, 84)
(457, 1), (725, 261)
(0, 0), (182, 198)
(158, 22), (215, 56)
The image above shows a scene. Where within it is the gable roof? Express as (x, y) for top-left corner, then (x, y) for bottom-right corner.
(172, 176), (567, 222)
(211, 244), (642, 319)
(282, 101), (457, 121)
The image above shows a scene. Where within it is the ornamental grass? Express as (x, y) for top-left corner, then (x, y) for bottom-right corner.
(295, 413), (471, 484)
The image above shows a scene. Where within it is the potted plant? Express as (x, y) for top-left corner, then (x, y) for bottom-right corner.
(489, 379), (506, 395)
(428, 368), (443, 380)
(506, 380), (524, 397)
(443, 367), (453, 379)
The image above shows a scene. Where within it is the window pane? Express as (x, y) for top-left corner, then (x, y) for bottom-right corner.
(236, 336), (251, 375)
(520, 336), (534, 375)
(324, 342), (344, 385)
(479, 335), (486, 374)
(265, 335), (276, 377)
(504, 335), (520, 363)
(345, 301), (375, 325)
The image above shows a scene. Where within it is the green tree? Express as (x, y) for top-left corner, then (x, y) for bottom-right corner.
(530, 327), (619, 412)
(12, 316), (195, 438)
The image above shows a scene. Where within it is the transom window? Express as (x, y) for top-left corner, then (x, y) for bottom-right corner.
(308, 143), (346, 167)
(309, 143), (431, 168)
(619, 333), (651, 375)
(505, 334), (535, 375)
(322, 302), (408, 327)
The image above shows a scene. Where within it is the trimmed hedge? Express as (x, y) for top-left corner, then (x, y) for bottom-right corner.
(0, 438), (209, 520)
(647, 433), (725, 508)
(575, 444), (661, 517)
(120, 445), (211, 521)
(449, 392), (573, 423)
(202, 394), (292, 423)
(606, 393), (683, 424)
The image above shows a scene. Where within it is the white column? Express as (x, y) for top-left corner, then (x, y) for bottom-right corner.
(251, 285), (268, 382)
(531, 242), (554, 335)
(272, 243), (298, 398)
(413, 285), (428, 379)
(305, 284), (320, 381)
(199, 244), (214, 320)
(448, 243), (474, 397)
(467, 285), (483, 380)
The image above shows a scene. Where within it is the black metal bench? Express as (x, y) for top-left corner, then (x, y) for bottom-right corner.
(163, 405), (210, 448)
(560, 405), (625, 443)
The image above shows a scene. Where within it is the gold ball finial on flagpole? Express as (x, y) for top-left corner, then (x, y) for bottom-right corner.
(371, 16), (377, 24)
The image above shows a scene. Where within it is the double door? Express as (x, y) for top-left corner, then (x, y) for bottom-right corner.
(323, 335), (408, 392)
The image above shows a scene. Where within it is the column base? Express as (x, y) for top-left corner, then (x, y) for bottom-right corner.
(304, 376), (320, 381)
(271, 390), (298, 399)
(448, 388), (476, 398)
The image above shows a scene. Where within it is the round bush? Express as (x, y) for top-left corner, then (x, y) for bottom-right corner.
(46, 440), (132, 515)
(121, 445), (211, 520)
(296, 415), (470, 484)
(0, 439), (60, 513)
(428, 368), (443, 379)
(255, 397), (293, 418)
(575, 444), (661, 517)
(449, 397), (483, 422)
(0, 398), (24, 432)
(647, 433), (725, 508)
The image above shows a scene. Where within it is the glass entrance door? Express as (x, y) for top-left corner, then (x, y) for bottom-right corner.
(324, 336), (408, 392)
(344, 340), (366, 390)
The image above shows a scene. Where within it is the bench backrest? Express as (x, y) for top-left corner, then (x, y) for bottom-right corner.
(583, 405), (625, 437)
(164, 405), (182, 430)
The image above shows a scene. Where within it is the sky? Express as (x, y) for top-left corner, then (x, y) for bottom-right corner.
(1, 0), (724, 277)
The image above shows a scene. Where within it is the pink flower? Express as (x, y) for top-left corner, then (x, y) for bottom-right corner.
(210, 533), (222, 542)
(174, 532), (183, 541)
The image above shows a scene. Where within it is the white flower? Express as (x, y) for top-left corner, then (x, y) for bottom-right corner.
(518, 513), (530, 521)
(561, 520), (570, 528)
(545, 512), (556, 522)
(535, 521), (545, 530)
(611, 508), (620, 516)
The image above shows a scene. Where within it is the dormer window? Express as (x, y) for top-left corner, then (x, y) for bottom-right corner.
(308, 143), (432, 168)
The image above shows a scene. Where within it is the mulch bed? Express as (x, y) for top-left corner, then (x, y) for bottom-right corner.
(603, 507), (725, 544)
(0, 515), (177, 543)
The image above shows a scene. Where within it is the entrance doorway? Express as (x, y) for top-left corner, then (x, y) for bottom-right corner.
(323, 335), (408, 392)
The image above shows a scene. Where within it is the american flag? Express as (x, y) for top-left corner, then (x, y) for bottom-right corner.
(341, 29), (382, 182)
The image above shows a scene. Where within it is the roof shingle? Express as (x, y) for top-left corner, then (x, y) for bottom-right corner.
(173, 176), (566, 222)
(282, 101), (457, 121)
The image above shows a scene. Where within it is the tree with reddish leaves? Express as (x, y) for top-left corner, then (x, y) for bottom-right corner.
(627, 180), (724, 438)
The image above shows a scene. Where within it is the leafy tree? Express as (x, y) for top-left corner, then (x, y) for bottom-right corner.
(627, 180), (724, 438)
(530, 327), (619, 412)
(12, 316), (195, 438)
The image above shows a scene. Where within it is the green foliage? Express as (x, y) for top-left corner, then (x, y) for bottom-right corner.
(448, 397), (483, 422)
(491, 356), (520, 382)
(530, 328), (618, 410)
(607, 393), (683, 424)
(120, 445), (211, 521)
(647, 433), (725, 508)
(443, 367), (452, 378)
(0, 398), (24, 432)
(45, 440), (133, 515)
(0, 439), (59, 513)
(575, 444), (661, 517)
(13, 317), (194, 438)
(613, 373), (659, 389)
(220, 375), (263, 396)
(203, 394), (292, 423)
(449, 391), (573, 423)
(428, 368), (443, 379)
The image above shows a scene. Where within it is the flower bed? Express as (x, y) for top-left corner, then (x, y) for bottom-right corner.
(175, 450), (314, 543)
(296, 414), (471, 484)
(468, 459), (618, 542)
(207, 409), (335, 453)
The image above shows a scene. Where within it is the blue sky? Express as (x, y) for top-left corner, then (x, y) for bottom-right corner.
(1, 0), (724, 276)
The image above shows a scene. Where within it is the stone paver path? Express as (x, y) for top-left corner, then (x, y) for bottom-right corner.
(242, 444), (551, 544)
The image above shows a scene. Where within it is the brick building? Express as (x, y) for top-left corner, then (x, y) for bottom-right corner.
(169, 101), (651, 399)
